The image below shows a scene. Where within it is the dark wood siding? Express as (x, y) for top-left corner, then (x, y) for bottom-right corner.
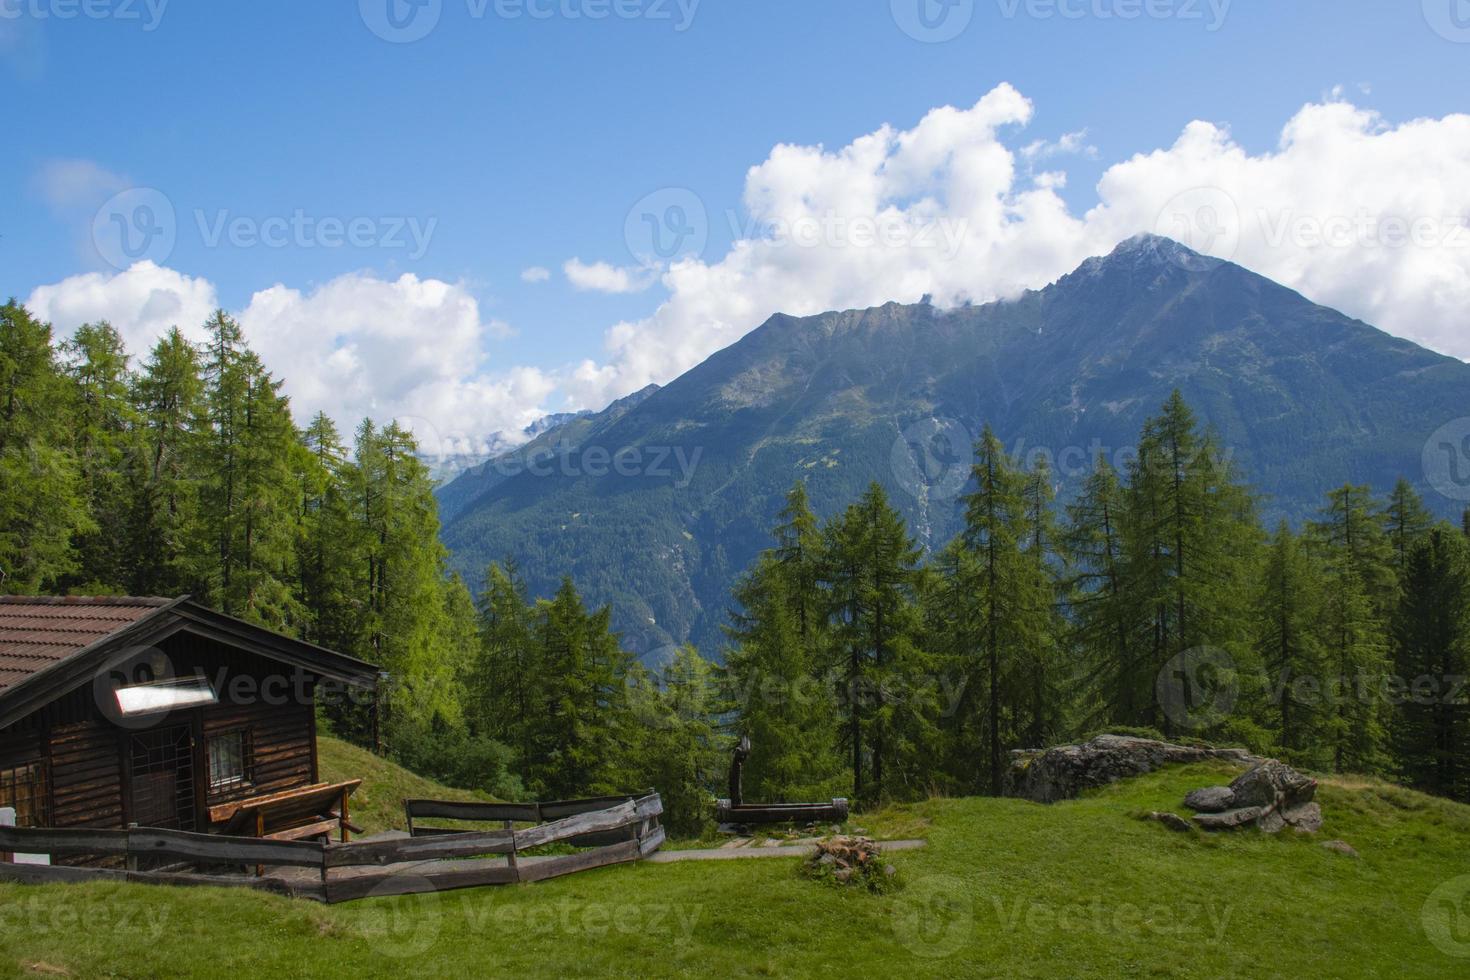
(48, 720), (125, 830)
(0, 628), (324, 834)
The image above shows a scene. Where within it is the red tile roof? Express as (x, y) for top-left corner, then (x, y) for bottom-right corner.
(0, 596), (174, 693)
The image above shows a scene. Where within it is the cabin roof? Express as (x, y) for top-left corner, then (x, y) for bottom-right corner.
(0, 596), (176, 692)
(0, 596), (380, 731)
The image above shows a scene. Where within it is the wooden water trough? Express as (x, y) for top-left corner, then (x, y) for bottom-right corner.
(0, 792), (664, 904)
(716, 736), (848, 826)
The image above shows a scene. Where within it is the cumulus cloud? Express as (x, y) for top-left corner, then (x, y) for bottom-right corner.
(563, 258), (657, 294)
(24, 86), (1470, 439)
(27, 262), (219, 356)
(27, 268), (552, 458)
(520, 266), (551, 283)
(560, 86), (1470, 409)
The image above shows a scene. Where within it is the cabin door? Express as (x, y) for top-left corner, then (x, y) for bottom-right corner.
(127, 725), (198, 831)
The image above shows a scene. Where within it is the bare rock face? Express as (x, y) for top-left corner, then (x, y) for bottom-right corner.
(1005, 735), (1260, 804)
(1185, 760), (1322, 834)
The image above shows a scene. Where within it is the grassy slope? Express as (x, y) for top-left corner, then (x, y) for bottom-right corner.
(315, 736), (489, 837)
(2, 758), (1468, 978)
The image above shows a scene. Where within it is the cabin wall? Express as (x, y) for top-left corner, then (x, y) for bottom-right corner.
(0, 631), (322, 835)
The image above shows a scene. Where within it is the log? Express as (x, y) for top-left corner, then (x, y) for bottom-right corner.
(326, 829), (516, 869)
(0, 826), (129, 859)
(128, 826), (325, 870)
(515, 839), (641, 884)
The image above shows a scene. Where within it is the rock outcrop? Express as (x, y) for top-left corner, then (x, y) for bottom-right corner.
(1006, 734), (1260, 804)
(1183, 760), (1322, 834)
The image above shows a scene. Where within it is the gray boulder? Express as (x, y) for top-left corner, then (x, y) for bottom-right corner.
(1006, 735), (1260, 804)
(1193, 806), (1264, 830)
(1183, 786), (1236, 813)
(1184, 760), (1322, 834)
(1228, 760), (1316, 810)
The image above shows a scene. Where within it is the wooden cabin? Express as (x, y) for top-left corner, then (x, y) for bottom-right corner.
(0, 597), (378, 840)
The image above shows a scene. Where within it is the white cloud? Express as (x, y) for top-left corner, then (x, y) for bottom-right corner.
(35, 159), (128, 210)
(27, 268), (553, 458)
(27, 261), (218, 357)
(561, 86), (1470, 409)
(24, 87), (1470, 440)
(520, 266), (551, 283)
(563, 258), (657, 294)
(1021, 129), (1097, 162)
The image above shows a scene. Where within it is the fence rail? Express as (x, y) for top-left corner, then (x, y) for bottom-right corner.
(0, 793), (664, 904)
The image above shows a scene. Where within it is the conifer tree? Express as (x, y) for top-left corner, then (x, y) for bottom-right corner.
(61, 322), (139, 591)
(129, 327), (205, 596)
(0, 300), (91, 592)
(950, 427), (1040, 792)
(1384, 478), (1434, 580)
(1309, 484), (1395, 772)
(1253, 521), (1327, 761)
(1390, 527), (1470, 801)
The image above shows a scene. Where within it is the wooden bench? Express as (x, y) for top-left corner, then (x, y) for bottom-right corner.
(209, 781), (362, 844)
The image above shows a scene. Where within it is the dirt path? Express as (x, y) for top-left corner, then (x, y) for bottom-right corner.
(644, 839), (927, 863)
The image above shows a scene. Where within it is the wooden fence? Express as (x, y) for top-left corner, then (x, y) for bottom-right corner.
(0, 793), (664, 904)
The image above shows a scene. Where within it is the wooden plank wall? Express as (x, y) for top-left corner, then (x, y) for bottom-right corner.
(0, 629), (323, 834)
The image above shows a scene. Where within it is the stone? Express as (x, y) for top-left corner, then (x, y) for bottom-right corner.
(1184, 786), (1236, 813)
(1005, 735), (1260, 804)
(1283, 802), (1323, 834)
(1228, 760), (1316, 810)
(1193, 806), (1264, 830)
(1183, 759), (1323, 834)
(1321, 840), (1359, 858)
(1145, 811), (1193, 833)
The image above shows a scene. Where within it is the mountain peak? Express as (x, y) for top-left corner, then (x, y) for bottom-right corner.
(1105, 233), (1223, 270)
(1074, 233), (1225, 279)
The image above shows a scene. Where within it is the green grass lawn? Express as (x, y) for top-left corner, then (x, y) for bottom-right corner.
(316, 735), (492, 837)
(3, 754), (1468, 978)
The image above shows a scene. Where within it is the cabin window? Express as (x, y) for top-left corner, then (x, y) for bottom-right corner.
(115, 676), (219, 717)
(207, 730), (252, 793)
(0, 762), (50, 828)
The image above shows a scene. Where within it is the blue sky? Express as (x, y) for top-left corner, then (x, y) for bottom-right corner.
(5, 1), (1470, 446)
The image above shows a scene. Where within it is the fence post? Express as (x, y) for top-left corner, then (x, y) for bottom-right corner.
(1, 807), (13, 863)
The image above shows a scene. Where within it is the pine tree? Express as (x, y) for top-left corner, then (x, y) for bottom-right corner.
(1390, 527), (1470, 801)
(1061, 457), (1142, 726)
(1122, 392), (1258, 735)
(128, 327), (206, 596)
(297, 412), (361, 651)
(1384, 478), (1434, 581)
(1309, 484), (1395, 772)
(726, 554), (840, 801)
(1254, 521), (1328, 762)
(473, 560), (535, 758)
(60, 321), (139, 591)
(948, 426), (1043, 793)
(820, 483), (928, 802)
(0, 301), (91, 592)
